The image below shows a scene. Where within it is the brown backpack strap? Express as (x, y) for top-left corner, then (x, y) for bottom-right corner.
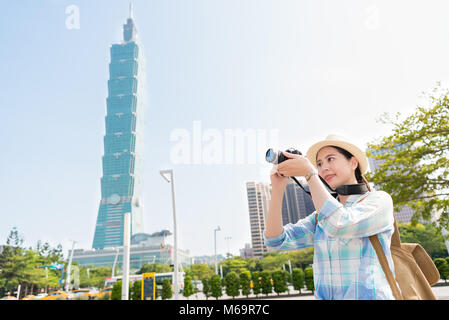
(356, 193), (403, 299)
(369, 234), (403, 300)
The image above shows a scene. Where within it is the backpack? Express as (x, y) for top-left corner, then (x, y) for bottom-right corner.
(369, 218), (440, 300)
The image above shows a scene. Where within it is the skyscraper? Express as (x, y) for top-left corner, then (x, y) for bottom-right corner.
(92, 5), (145, 249)
(281, 180), (315, 225)
(246, 182), (272, 258)
(367, 147), (414, 223)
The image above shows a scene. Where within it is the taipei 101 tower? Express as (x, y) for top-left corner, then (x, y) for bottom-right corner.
(92, 4), (145, 249)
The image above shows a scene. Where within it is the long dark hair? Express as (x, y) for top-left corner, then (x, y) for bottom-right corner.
(329, 146), (372, 192)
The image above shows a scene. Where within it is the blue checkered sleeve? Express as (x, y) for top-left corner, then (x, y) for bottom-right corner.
(263, 211), (317, 250)
(317, 191), (394, 239)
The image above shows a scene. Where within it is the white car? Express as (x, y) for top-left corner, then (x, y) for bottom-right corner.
(35, 293), (48, 300)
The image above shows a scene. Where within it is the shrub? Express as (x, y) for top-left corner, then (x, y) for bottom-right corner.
(272, 269), (287, 295)
(304, 267), (314, 293)
(224, 272), (240, 299)
(161, 278), (173, 300)
(210, 275), (222, 300)
(292, 268), (305, 294)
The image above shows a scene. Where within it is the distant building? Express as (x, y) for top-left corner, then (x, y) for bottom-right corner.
(239, 243), (254, 258)
(367, 147), (415, 223)
(246, 182), (272, 258)
(72, 230), (190, 270)
(92, 6), (146, 250)
(191, 254), (226, 265)
(282, 180), (315, 225)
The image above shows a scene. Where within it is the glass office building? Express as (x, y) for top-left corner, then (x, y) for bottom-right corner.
(92, 8), (145, 249)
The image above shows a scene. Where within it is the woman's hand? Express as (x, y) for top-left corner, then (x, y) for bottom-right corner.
(270, 168), (289, 191)
(277, 151), (316, 177)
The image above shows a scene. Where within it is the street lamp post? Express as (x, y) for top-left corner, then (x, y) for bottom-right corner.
(65, 240), (77, 293)
(112, 247), (120, 277)
(160, 169), (179, 300)
(121, 212), (131, 300)
(214, 226), (221, 274)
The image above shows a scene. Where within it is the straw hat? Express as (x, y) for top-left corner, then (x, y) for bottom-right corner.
(306, 134), (368, 174)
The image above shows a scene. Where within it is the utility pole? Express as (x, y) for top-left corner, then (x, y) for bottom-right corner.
(160, 169), (179, 300)
(214, 226), (221, 274)
(122, 212), (131, 300)
(65, 240), (77, 293)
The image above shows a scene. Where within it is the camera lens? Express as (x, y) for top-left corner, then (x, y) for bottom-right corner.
(265, 149), (277, 163)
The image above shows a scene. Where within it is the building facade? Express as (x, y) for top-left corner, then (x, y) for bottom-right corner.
(246, 182), (272, 258)
(92, 9), (146, 249)
(73, 230), (191, 271)
(367, 147), (414, 223)
(282, 180), (315, 225)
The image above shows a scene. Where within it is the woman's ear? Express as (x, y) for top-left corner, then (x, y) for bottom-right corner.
(350, 157), (359, 170)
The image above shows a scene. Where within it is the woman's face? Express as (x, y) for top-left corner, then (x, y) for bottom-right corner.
(316, 146), (358, 189)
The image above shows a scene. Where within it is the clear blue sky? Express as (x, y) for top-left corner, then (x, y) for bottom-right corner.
(1, 0), (449, 258)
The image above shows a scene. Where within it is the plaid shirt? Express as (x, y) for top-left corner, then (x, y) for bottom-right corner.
(263, 190), (397, 300)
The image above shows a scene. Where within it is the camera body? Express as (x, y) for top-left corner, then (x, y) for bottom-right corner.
(265, 148), (302, 164)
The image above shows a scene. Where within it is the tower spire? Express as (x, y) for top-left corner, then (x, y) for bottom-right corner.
(123, 3), (137, 42)
(129, 2), (134, 20)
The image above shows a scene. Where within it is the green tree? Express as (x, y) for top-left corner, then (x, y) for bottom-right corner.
(110, 280), (132, 300)
(251, 271), (262, 297)
(398, 223), (448, 259)
(292, 268), (305, 294)
(304, 267), (314, 294)
(260, 252), (288, 271)
(201, 278), (211, 300)
(221, 257), (249, 276)
(111, 280), (122, 300)
(210, 274), (222, 300)
(224, 271), (240, 299)
(183, 275), (194, 299)
(189, 264), (215, 281)
(286, 248), (314, 269)
(260, 271), (272, 296)
(434, 258), (449, 283)
(161, 278), (173, 300)
(271, 269), (287, 296)
(246, 258), (263, 273)
(137, 263), (172, 275)
(366, 83), (449, 229)
(239, 271), (251, 298)
(131, 279), (142, 300)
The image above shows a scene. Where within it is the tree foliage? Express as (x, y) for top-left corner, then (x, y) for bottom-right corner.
(304, 267), (314, 293)
(161, 278), (173, 300)
(239, 271), (252, 298)
(292, 268), (305, 293)
(398, 222), (448, 259)
(260, 271), (272, 296)
(0, 228), (65, 298)
(251, 271), (262, 297)
(210, 274), (222, 300)
(271, 269), (287, 295)
(201, 278), (211, 300)
(224, 271), (240, 299)
(433, 258), (449, 283)
(183, 275), (194, 299)
(366, 83), (449, 229)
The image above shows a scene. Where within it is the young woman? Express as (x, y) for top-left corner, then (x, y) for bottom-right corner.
(264, 134), (397, 300)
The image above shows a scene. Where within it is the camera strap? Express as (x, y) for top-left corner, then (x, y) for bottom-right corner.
(291, 177), (368, 198)
(335, 183), (368, 196)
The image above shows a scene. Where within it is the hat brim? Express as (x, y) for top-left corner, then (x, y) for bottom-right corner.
(306, 140), (368, 174)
